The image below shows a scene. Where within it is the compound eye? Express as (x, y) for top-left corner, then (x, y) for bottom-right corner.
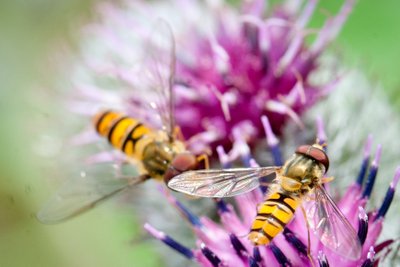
(295, 145), (329, 173)
(172, 153), (198, 172)
(163, 153), (198, 184)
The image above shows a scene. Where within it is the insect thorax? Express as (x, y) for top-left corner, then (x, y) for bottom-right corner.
(142, 140), (186, 180)
(279, 153), (325, 194)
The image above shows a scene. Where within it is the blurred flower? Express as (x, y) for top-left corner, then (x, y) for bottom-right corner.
(145, 117), (399, 266)
(68, 0), (354, 153)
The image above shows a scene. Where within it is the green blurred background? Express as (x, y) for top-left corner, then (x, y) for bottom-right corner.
(0, 1), (399, 266)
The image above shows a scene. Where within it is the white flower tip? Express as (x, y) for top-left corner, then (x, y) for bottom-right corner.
(216, 145), (225, 154)
(294, 79), (306, 104)
(208, 34), (230, 74)
(232, 127), (241, 140)
(216, 145), (230, 165)
(372, 144), (382, 167)
(358, 206), (367, 221)
(391, 167), (400, 188)
(265, 100), (304, 129)
(231, 133), (251, 160)
(144, 223), (165, 240)
(143, 223), (151, 230)
(367, 246), (375, 260)
(261, 115), (279, 146)
(235, 141), (250, 157)
(249, 158), (259, 167)
(232, 127), (248, 145)
(317, 250), (326, 261)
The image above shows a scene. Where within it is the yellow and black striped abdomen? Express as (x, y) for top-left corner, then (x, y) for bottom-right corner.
(249, 191), (300, 245)
(93, 111), (153, 158)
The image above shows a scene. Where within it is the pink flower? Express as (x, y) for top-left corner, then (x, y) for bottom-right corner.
(169, 0), (353, 152)
(68, 0), (354, 153)
(145, 117), (399, 266)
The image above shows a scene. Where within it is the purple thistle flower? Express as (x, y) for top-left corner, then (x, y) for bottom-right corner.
(67, 0), (355, 153)
(145, 117), (399, 266)
(171, 0), (354, 151)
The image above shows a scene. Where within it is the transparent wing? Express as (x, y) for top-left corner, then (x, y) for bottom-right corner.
(37, 162), (147, 224)
(307, 185), (362, 260)
(140, 19), (176, 140)
(168, 167), (278, 198)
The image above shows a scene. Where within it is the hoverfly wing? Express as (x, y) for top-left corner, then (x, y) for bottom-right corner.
(37, 162), (146, 224)
(307, 185), (362, 260)
(168, 167), (278, 198)
(141, 19), (176, 140)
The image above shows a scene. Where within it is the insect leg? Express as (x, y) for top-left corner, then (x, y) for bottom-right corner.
(173, 126), (186, 142)
(321, 176), (335, 184)
(196, 154), (210, 169)
(127, 174), (152, 186)
(301, 205), (315, 267)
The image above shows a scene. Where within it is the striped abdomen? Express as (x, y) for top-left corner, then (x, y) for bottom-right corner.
(249, 191), (300, 245)
(93, 111), (154, 159)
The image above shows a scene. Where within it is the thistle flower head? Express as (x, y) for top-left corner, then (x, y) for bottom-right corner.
(145, 117), (399, 266)
(170, 0), (353, 150)
(68, 0), (354, 152)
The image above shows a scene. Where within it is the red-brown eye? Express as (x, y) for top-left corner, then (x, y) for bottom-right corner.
(164, 153), (198, 184)
(295, 145), (329, 173)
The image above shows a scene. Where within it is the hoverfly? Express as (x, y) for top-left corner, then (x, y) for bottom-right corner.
(37, 20), (207, 224)
(168, 143), (362, 260)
